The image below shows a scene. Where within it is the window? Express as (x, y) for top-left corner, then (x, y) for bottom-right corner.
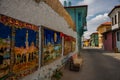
(118, 12), (120, 24)
(115, 15), (117, 24)
(78, 12), (81, 21)
(117, 31), (120, 41)
(104, 34), (107, 40)
(0, 55), (3, 64)
(112, 17), (114, 25)
(78, 12), (81, 26)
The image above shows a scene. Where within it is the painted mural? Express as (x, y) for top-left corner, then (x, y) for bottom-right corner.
(64, 40), (72, 55)
(42, 27), (62, 65)
(63, 34), (76, 55)
(71, 38), (76, 52)
(0, 23), (11, 79)
(13, 28), (39, 79)
(0, 14), (39, 79)
(64, 35), (72, 55)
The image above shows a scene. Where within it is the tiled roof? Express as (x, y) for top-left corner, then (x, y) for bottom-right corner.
(90, 32), (98, 36)
(93, 32), (98, 34)
(97, 22), (111, 31)
(101, 22), (111, 26)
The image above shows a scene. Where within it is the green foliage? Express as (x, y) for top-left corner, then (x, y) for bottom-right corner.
(52, 70), (63, 80)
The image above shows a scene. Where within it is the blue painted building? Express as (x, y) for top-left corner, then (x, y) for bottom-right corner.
(64, 4), (88, 52)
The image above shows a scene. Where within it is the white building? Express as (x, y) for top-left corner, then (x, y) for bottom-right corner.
(0, 0), (77, 80)
(108, 5), (120, 52)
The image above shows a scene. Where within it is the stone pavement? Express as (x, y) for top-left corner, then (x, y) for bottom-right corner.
(61, 67), (82, 80)
(61, 48), (120, 80)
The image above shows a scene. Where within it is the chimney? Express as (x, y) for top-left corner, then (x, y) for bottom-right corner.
(68, 1), (72, 6)
(64, 1), (67, 7)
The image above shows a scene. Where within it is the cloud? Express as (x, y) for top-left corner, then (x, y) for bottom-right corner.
(79, 0), (95, 5)
(84, 13), (110, 38)
(88, 13), (109, 25)
(77, 0), (120, 19)
(59, 0), (68, 5)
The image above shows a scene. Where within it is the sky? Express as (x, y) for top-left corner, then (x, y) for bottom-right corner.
(59, 0), (120, 39)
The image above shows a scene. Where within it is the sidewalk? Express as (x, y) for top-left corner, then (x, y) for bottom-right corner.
(103, 52), (120, 60)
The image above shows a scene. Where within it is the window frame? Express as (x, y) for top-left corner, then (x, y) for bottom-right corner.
(112, 17), (114, 25)
(117, 31), (120, 41)
(115, 15), (117, 24)
(104, 34), (107, 40)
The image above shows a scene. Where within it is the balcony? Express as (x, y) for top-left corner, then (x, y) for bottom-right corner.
(112, 23), (119, 30)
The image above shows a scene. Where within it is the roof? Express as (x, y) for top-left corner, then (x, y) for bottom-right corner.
(65, 5), (88, 17)
(90, 32), (98, 36)
(97, 22), (111, 31)
(83, 39), (90, 42)
(99, 22), (111, 27)
(43, 0), (76, 31)
(101, 22), (111, 26)
(93, 32), (98, 34)
(64, 5), (88, 8)
(108, 5), (120, 16)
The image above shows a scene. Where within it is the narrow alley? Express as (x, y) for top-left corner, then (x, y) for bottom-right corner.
(61, 48), (120, 80)
(0, 0), (120, 80)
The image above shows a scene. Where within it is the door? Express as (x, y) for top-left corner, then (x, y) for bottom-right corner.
(116, 31), (120, 52)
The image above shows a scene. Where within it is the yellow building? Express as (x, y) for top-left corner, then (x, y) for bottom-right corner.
(83, 39), (90, 47)
(97, 22), (111, 48)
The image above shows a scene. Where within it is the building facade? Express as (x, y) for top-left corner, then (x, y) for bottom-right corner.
(0, 0), (78, 80)
(90, 32), (99, 47)
(97, 22), (111, 48)
(83, 39), (90, 47)
(108, 5), (120, 52)
(103, 30), (114, 52)
(64, 4), (88, 52)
